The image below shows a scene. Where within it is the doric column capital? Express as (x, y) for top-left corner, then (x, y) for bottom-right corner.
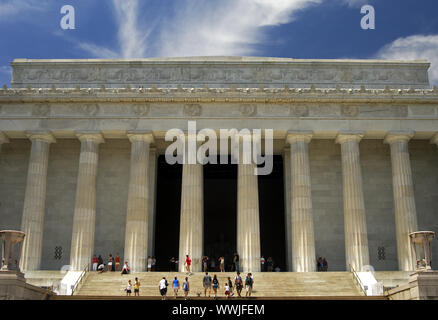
(26, 131), (56, 144)
(127, 131), (155, 144)
(384, 131), (414, 145)
(286, 131), (313, 144)
(0, 132), (10, 144)
(76, 131), (105, 144)
(431, 133), (438, 146)
(335, 131), (364, 145)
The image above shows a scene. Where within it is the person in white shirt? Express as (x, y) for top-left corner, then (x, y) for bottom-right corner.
(147, 256), (152, 272)
(159, 277), (168, 300)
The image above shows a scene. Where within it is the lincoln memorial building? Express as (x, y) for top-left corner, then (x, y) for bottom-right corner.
(0, 57), (437, 275)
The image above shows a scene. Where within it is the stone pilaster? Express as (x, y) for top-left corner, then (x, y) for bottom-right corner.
(123, 132), (154, 272)
(20, 131), (56, 271)
(147, 147), (158, 257)
(237, 133), (261, 272)
(70, 132), (104, 271)
(384, 132), (418, 271)
(283, 147), (292, 271)
(0, 132), (9, 153)
(179, 135), (204, 272)
(336, 132), (370, 271)
(286, 132), (316, 272)
(431, 134), (438, 148)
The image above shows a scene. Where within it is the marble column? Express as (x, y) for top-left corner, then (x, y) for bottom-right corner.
(147, 147), (158, 257)
(336, 132), (370, 271)
(237, 134), (261, 272)
(384, 132), (418, 271)
(286, 132), (316, 272)
(123, 132), (154, 272)
(283, 147), (293, 271)
(179, 136), (204, 272)
(70, 132), (104, 271)
(0, 132), (9, 153)
(20, 131), (56, 271)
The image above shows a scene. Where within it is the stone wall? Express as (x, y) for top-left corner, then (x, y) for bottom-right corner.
(0, 139), (437, 271)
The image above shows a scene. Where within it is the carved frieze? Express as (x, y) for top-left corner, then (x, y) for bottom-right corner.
(183, 104), (202, 117)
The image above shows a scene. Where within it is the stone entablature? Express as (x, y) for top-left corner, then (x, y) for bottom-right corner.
(10, 57), (430, 89)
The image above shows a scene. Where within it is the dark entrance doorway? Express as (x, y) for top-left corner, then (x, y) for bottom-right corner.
(203, 160), (237, 272)
(258, 155), (286, 271)
(154, 155), (182, 271)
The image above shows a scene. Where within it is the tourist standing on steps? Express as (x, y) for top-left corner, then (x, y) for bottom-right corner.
(183, 277), (190, 300)
(219, 256), (225, 272)
(233, 253), (240, 272)
(185, 255), (192, 274)
(98, 254), (103, 267)
(235, 272), (243, 297)
(152, 257), (156, 271)
(245, 273), (254, 297)
(212, 274), (219, 299)
(224, 282), (231, 299)
(260, 256), (265, 272)
(203, 272), (212, 297)
(323, 258), (328, 271)
(227, 276), (234, 296)
(108, 254), (113, 272)
(159, 277), (168, 300)
(147, 256), (152, 272)
(173, 276), (180, 298)
(126, 280), (132, 296)
(267, 257), (274, 272)
(202, 255), (208, 272)
(92, 255), (98, 271)
(134, 277), (140, 296)
(115, 253), (121, 271)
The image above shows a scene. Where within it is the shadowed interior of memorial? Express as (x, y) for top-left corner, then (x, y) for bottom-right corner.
(153, 155), (287, 271)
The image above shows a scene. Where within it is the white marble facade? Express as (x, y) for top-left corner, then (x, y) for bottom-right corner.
(0, 57), (438, 272)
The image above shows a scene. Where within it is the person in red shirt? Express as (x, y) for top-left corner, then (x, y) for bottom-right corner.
(115, 254), (121, 271)
(185, 255), (191, 274)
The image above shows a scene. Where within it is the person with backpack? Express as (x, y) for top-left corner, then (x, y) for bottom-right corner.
(227, 276), (234, 297)
(183, 277), (190, 300)
(245, 273), (254, 297)
(212, 274), (219, 299)
(202, 272), (212, 297)
(173, 276), (180, 298)
(234, 272), (243, 297)
(159, 277), (168, 300)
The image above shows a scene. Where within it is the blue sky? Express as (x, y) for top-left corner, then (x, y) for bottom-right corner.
(1, 0), (438, 86)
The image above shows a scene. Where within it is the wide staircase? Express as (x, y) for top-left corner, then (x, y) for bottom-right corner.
(51, 271), (387, 300)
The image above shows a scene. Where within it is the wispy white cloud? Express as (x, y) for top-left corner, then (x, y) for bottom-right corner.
(76, 43), (120, 59)
(156, 0), (322, 57)
(112, 0), (152, 58)
(376, 34), (438, 86)
(340, 0), (370, 7)
(0, 0), (49, 20)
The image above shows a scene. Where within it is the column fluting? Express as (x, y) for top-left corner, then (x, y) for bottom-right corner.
(70, 132), (104, 271)
(237, 133), (261, 272)
(283, 147), (293, 271)
(179, 135), (204, 272)
(384, 132), (418, 271)
(336, 132), (370, 271)
(147, 147), (158, 257)
(124, 132), (154, 272)
(20, 131), (56, 271)
(286, 132), (316, 272)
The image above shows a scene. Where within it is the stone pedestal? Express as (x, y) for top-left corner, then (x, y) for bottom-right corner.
(70, 132), (104, 271)
(0, 270), (53, 300)
(286, 132), (316, 272)
(385, 132), (418, 271)
(20, 132), (55, 271)
(387, 271), (438, 300)
(0, 132), (9, 153)
(336, 133), (370, 271)
(123, 132), (154, 272)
